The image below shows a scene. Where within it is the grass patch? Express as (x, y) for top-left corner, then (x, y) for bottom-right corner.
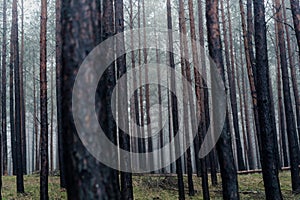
(2, 171), (299, 199)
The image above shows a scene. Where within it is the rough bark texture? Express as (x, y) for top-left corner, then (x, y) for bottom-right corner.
(40, 0), (49, 199)
(206, 0), (239, 199)
(253, 0), (283, 198)
(61, 0), (121, 198)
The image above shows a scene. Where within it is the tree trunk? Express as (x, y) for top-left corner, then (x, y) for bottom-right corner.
(12, 0), (25, 193)
(283, 0), (300, 149)
(167, 1), (185, 199)
(61, 0), (121, 198)
(50, 59), (54, 173)
(20, 0), (27, 175)
(206, 0), (239, 199)
(274, 0), (300, 192)
(55, 0), (66, 188)
(274, 22), (288, 167)
(253, 0), (283, 198)
(115, 0), (133, 199)
(221, 0), (245, 171)
(290, 0), (300, 60)
(2, 0), (8, 176)
(40, 0), (49, 198)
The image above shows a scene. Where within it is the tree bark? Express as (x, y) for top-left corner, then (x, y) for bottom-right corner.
(61, 0), (121, 198)
(2, 0), (8, 176)
(167, 1), (185, 199)
(206, 0), (239, 199)
(40, 0), (49, 198)
(115, 0), (133, 199)
(274, 0), (300, 192)
(290, 0), (300, 60)
(253, 0), (283, 198)
(12, 0), (25, 193)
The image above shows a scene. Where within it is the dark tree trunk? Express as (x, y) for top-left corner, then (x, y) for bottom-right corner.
(290, 0), (300, 60)
(2, 0), (8, 176)
(206, 0), (239, 199)
(274, 0), (300, 192)
(61, 0), (121, 198)
(12, 0), (25, 193)
(167, 1), (185, 199)
(115, 0), (133, 199)
(283, 0), (300, 150)
(55, 0), (66, 188)
(253, 0), (283, 198)
(40, 0), (49, 199)
(20, 0), (27, 175)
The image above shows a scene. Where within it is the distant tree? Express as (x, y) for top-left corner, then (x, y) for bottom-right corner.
(253, 0), (283, 198)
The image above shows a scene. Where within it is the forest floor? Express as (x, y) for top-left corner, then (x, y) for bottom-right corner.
(2, 171), (300, 199)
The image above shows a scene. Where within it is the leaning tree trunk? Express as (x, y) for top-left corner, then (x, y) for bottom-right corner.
(253, 0), (283, 199)
(206, 0), (239, 199)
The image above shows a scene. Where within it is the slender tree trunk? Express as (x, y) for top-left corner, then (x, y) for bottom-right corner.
(274, 0), (300, 192)
(2, 0), (8, 176)
(198, 0), (218, 186)
(115, 0), (133, 199)
(206, 0), (239, 199)
(20, 0), (27, 175)
(221, 0), (245, 171)
(239, 0), (261, 153)
(186, 0), (210, 197)
(178, 0), (195, 196)
(167, 1), (185, 199)
(55, 0), (66, 188)
(283, 0), (300, 148)
(40, 0), (49, 198)
(274, 23), (288, 167)
(253, 0), (283, 198)
(12, 0), (25, 193)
